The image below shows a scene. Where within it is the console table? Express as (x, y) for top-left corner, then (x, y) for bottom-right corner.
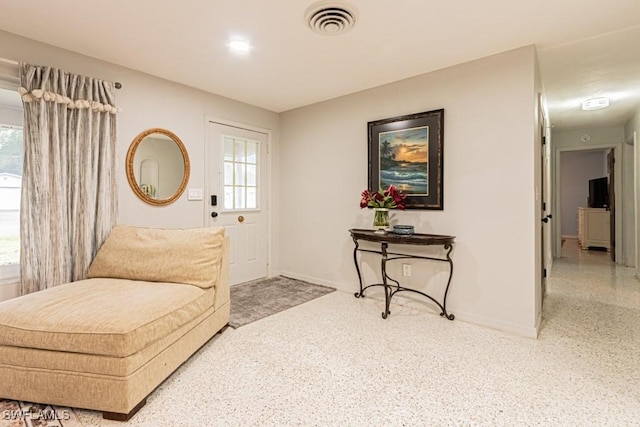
(349, 228), (455, 320)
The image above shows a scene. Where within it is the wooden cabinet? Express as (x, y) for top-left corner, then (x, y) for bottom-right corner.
(577, 207), (610, 250)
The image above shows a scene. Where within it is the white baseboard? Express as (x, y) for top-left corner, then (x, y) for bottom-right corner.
(280, 270), (539, 338)
(561, 235), (577, 240)
(279, 270), (350, 291)
(452, 309), (539, 338)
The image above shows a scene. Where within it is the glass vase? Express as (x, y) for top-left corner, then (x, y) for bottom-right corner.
(373, 208), (390, 233)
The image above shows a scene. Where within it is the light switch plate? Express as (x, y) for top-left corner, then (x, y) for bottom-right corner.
(187, 188), (203, 201)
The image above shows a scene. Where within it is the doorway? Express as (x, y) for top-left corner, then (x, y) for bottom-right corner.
(206, 120), (271, 285)
(553, 144), (623, 263)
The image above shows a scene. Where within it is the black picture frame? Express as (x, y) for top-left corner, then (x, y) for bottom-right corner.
(368, 109), (444, 210)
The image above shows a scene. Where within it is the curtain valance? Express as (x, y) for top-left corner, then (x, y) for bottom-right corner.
(19, 63), (120, 113)
(19, 87), (120, 112)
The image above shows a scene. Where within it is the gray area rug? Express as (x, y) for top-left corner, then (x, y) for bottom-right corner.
(229, 276), (335, 328)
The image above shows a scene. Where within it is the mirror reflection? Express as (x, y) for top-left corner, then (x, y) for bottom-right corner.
(126, 128), (190, 206)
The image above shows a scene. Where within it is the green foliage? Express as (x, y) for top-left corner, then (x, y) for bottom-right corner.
(380, 139), (391, 157)
(0, 127), (23, 176)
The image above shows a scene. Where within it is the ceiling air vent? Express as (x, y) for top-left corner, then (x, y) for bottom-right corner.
(305, 1), (358, 36)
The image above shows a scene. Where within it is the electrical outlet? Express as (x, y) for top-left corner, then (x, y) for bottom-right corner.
(402, 264), (411, 277)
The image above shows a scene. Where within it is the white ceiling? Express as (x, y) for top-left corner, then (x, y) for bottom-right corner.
(0, 0), (639, 130)
(538, 25), (640, 130)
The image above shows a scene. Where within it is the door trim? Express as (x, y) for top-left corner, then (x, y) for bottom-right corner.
(633, 131), (639, 277)
(204, 116), (273, 279)
(552, 142), (624, 263)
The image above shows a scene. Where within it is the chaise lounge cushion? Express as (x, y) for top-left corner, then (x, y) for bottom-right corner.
(0, 304), (218, 377)
(0, 225), (230, 416)
(0, 278), (214, 357)
(87, 225), (225, 289)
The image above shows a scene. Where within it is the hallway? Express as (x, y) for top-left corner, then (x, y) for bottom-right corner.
(541, 238), (639, 418)
(546, 238), (639, 318)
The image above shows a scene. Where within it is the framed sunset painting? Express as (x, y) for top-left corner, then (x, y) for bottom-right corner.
(368, 109), (444, 210)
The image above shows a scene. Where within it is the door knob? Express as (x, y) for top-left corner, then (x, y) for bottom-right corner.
(238, 215), (245, 223)
(211, 212), (218, 218)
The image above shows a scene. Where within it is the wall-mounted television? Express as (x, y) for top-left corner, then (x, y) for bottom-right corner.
(588, 177), (609, 208)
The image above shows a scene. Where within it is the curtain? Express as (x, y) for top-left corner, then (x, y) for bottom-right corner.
(18, 63), (119, 295)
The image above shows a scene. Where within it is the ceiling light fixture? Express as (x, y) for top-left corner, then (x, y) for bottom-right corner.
(581, 97), (609, 111)
(305, 1), (358, 36)
(227, 39), (251, 54)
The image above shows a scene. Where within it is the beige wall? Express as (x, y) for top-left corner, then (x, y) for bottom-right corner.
(0, 29), (279, 225)
(0, 30), (281, 298)
(624, 107), (640, 274)
(280, 46), (540, 336)
(0, 32), (546, 336)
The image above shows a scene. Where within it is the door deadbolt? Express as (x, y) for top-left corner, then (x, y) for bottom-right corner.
(238, 215), (245, 223)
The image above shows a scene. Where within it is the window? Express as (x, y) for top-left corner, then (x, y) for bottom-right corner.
(0, 126), (22, 268)
(223, 136), (259, 210)
(0, 86), (23, 280)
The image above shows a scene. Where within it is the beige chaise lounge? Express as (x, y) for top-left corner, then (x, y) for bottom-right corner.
(0, 225), (230, 420)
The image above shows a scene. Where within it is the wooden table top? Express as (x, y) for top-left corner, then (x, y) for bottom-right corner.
(349, 228), (455, 245)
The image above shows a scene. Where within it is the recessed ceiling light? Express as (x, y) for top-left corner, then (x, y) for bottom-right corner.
(227, 39), (251, 54)
(581, 97), (609, 111)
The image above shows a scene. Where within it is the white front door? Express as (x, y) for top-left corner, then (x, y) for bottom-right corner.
(208, 121), (269, 285)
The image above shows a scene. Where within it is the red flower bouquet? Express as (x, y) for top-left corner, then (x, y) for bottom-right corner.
(360, 185), (406, 210)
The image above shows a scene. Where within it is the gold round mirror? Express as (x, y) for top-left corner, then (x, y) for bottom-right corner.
(126, 128), (190, 206)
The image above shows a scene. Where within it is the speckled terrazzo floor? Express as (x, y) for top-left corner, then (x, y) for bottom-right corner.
(76, 239), (640, 426)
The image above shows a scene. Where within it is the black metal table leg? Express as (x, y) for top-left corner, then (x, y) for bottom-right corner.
(440, 243), (455, 320)
(380, 242), (391, 318)
(352, 237), (365, 298)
